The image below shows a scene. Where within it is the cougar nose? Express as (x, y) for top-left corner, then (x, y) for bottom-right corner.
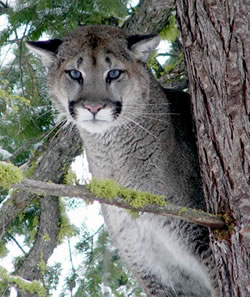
(84, 103), (105, 114)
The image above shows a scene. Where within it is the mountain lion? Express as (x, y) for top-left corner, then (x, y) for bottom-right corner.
(27, 25), (218, 297)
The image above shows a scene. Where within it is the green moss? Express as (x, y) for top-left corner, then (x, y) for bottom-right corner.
(42, 233), (51, 242)
(160, 14), (179, 42)
(87, 178), (120, 200)
(163, 62), (177, 74)
(64, 168), (77, 185)
(126, 210), (139, 219)
(0, 266), (47, 297)
(24, 160), (37, 178)
(0, 242), (8, 258)
(0, 85), (30, 109)
(178, 207), (187, 216)
(24, 150), (45, 178)
(57, 198), (76, 243)
(87, 178), (166, 209)
(0, 161), (24, 189)
(37, 254), (47, 275)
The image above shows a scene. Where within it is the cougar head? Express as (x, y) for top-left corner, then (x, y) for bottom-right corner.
(26, 26), (160, 134)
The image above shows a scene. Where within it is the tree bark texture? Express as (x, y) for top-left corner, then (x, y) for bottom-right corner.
(16, 196), (60, 297)
(122, 0), (174, 34)
(176, 1), (250, 296)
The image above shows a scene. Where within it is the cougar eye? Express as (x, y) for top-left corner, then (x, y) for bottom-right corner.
(107, 69), (123, 81)
(66, 70), (82, 81)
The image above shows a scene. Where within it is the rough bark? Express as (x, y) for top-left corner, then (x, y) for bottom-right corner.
(176, 1), (250, 296)
(122, 0), (174, 34)
(16, 196), (60, 297)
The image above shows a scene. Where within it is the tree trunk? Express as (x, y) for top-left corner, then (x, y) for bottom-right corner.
(176, 1), (250, 296)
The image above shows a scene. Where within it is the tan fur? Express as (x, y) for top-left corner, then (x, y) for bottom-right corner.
(27, 25), (218, 297)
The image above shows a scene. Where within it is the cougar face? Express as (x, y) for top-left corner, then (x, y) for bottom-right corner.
(56, 47), (139, 133)
(27, 26), (160, 133)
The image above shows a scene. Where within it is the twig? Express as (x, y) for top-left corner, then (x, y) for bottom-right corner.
(6, 232), (27, 255)
(68, 239), (75, 273)
(13, 179), (226, 229)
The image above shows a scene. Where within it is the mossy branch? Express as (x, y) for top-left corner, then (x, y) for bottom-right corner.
(12, 178), (226, 229)
(0, 266), (47, 297)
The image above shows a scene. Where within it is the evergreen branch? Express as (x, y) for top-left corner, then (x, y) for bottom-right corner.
(67, 239), (75, 273)
(0, 1), (8, 8)
(13, 179), (226, 229)
(6, 232), (27, 255)
(85, 224), (104, 241)
(9, 132), (47, 162)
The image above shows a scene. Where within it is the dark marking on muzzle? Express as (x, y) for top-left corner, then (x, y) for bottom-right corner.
(68, 101), (77, 118)
(113, 101), (122, 119)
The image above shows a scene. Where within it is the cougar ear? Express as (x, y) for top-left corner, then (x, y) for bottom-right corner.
(26, 39), (63, 67)
(127, 34), (160, 62)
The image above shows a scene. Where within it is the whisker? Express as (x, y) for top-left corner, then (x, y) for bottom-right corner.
(115, 117), (133, 133)
(123, 115), (158, 140)
(123, 103), (171, 106)
(34, 107), (57, 120)
(125, 110), (168, 116)
(119, 119), (141, 141)
(41, 119), (67, 143)
(126, 110), (180, 116)
(126, 112), (169, 124)
(49, 119), (68, 143)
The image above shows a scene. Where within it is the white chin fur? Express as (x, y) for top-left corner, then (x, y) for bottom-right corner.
(74, 107), (115, 134)
(77, 120), (115, 134)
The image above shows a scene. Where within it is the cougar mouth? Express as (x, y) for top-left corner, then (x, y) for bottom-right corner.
(68, 100), (122, 133)
(69, 100), (122, 119)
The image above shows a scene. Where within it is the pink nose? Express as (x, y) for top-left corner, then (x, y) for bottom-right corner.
(84, 104), (104, 114)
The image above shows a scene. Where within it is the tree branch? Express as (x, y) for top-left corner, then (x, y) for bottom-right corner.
(122, 0), (175, 34)
(16, 195), (60, 286)
(6, 232), (27, 255)
(13, 179), (226, 229)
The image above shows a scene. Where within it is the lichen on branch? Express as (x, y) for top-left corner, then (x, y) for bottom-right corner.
(0, 266), (47, 297)
(0, 161), (24, 189)
(12, 178), (226, 229)
(87, 178), (166, 208)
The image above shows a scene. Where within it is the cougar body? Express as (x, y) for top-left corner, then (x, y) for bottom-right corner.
(27, 25), (218, 297)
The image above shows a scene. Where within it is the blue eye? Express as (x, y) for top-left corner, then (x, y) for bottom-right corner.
(107, 69), (123, 80)
(66, 70), (82, 81)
